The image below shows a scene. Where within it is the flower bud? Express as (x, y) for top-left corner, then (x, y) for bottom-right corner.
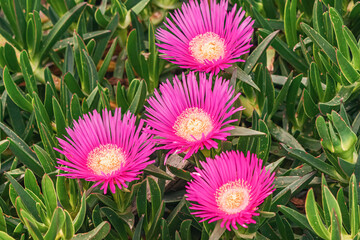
(111, 0), (130, 29)
(316, 111), (358, 164)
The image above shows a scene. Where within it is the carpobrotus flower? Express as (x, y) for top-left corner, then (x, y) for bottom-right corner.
(186, 151), (275, 230)
(55, 109), (155, 194)
(145, 72), (243, 161)
(156, 0), (254, 74)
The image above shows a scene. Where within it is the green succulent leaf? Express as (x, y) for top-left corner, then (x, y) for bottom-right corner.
(349, 175), (359, 237)
(282, 144), (345, 182)
(72, 221), (111, 240)
(133, 215), (144, 240)
(0, 231), (15, 240)
(209, 221), (225, 240)
(101, 207), (128, 240)
(144, 164), (173, 180)
(278, 205), (313, 233)
(301, 22), (337, 64)
(44, 208), (65, 240)
(305, 189), (330, 240)
(42, 174), (58, 219)
(73, 194), (86, 233)
(40, 3), (87, 60)
(244, 30), (279, 74)
(6, 173), (41, 222)
(62, 210), (75, 240)
(3, 67), (33, 112)
(336, 50), (360, 84)
(330, 209), (342, 240)
(284, 0), (297, 48)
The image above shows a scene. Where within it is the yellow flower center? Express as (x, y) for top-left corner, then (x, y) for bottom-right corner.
(189, 32), (226, 63)
(87, 144), (126, 175)
(215, 179), (251, 214)
(173, 107), (214, 142)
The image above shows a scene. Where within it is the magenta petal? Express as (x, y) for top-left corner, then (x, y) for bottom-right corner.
(144, 72), (243, 160)
(186, 151), (275, 230)
(55, 108), (155, 194)
(156, 0), (254, 74)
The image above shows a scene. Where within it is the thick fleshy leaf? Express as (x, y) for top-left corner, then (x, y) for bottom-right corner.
(301, 22), (337, 64)
(133, 215), (144, 240)
(337, 188), (350, 232)
(303, 89), (320, 118)
(244, 30), (279, 74)
(167, 165), (192, 182)
(33, 145), (56, 174)
(349, 174), (359, 237)
(319, 84), (355, 114)
(161, 219), (171, 240)
(282, 144), (345, 182)
(44, 208), (65, 240)
(323, 186), (342, 229)
(136, 180), (148, 226)
(226, 67), (260, 91)
(268, 122), (304, 151)
(128, 80), (147, 115)
(330, 210), (341, 240)
(42, 174), (57, 219)
(337, 50), (360, 84)
(73, 194), (86, 232)
(40, 3), (87, 60)
(180, 219), (192, 240)
(278, 205), (314, 233)
(258, 29), (308, 73)
(20, 51), (38, 95)
(0, 231), (15, 240)
(72, 221), (110, 240)
(276, 215), (294, 240)
(329, 8), (349, 60)
(148, 177), (161, 220)
(5, 173), (41, 222)
(284, 0), (297, 48)
(144, 164), (173, 180)
(3, 67), (33, 112)
(62, 210), (74, 240)
(228, 126), (266, 137)
(270, 71), (293, 118)
(305, 189), (330, 240)
(98, 38), (118, 81)
(101, 207), (128, 240)
(209, 221), (225, 240)
(147, 201), (165, 240)
(271, 172), (315, 211)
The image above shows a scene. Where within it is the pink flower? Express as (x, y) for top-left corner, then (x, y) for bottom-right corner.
(145, 71), (243, 161)
(55, 109), (155, 194)
(186, 151), (275, 230)
(156, 0), (254, 74)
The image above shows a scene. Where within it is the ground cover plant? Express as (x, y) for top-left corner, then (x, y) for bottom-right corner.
(0, 0), (359, 239)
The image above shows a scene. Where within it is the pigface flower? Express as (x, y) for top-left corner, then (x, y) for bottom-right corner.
(55, 109), (155, 194)
(156, 0), (254, 74)
(145, 71), (243, 161)
(186, 151), (275, 230)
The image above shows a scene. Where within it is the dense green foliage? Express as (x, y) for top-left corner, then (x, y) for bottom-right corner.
(0, 0), (359, 239)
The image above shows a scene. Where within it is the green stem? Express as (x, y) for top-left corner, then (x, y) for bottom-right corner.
(194, 153), (201, 169)
(112, 189), (124, 212)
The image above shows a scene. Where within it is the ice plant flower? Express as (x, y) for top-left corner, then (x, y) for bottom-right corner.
(186, 151), (275, 230)
(55, 109), (155, 194)
(145, 71), (243, 161)
(156, 0), (254, 74)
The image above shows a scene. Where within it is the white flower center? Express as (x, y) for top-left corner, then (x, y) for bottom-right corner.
(87, 144), (126, 175)
(189, 32), (226, 63)
(215, 179), (251, 214)
(173, 107), (214, 142)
